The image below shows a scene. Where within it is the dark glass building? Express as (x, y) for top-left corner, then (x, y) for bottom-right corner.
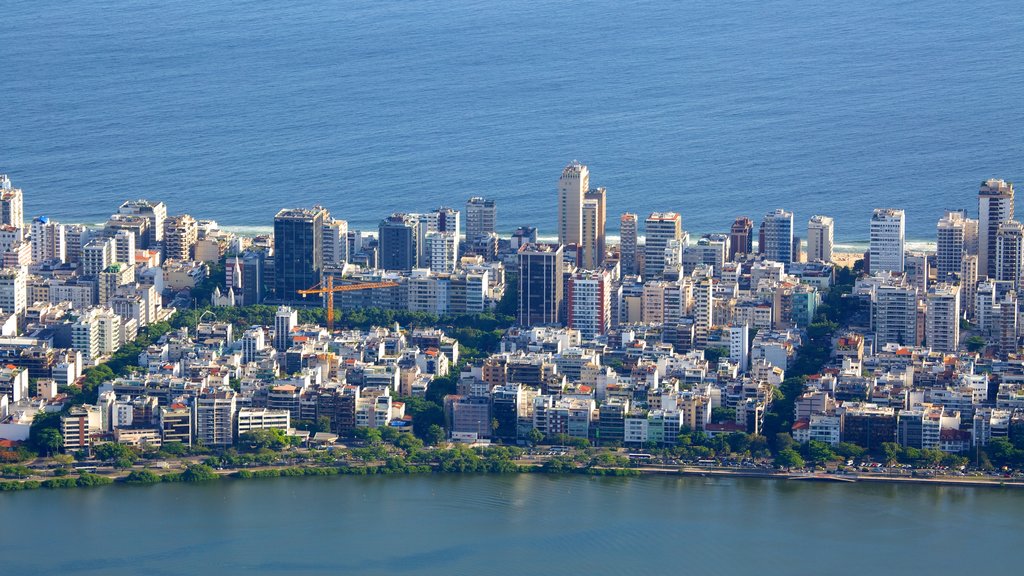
(273, 207), (327, 302)
(378, 214), (419, 271)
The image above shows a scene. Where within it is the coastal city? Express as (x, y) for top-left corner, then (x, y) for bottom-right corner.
(2, 164), (1024, 489)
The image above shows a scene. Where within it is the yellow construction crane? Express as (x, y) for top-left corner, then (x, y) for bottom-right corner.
(297, 276), (399, 331)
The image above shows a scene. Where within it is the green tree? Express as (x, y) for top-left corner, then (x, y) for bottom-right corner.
(182, 464), (219, 482)
(805, 440), (838, 466)
(425, 424), (446, 446)
(964, 336), (986, 353)
(34, 428), (63, 457)
(94, 443), (136, 463)
(711, 407), (736, 424)
(775, 448), (805, 470)
(527, 428), (544, 446)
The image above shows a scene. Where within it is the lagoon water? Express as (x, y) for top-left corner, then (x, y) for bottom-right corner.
(0, 474), (1019, 575)
(4, 0), (1024, 242)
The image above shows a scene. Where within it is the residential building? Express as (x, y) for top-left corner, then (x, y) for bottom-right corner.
(558, 161), (588, 246)
(869, 208), (905, 274)
(730, 217), (754, 260)
(759, 209), (793, 265)
(994, 220), (1024, 293)
(806, 215), (834, 263)
(926, 283), (960, 353)
(465, 197), (496, 245)
(643, 212), (683, 279)
(164, 214), (198, 261)
(619, 213), (639, 275)
(568, 270), (611, 340)
(195, 389), (237, 447)
(118, 199), (167, 246)
(979, 178), (1014, 278)
(936, 210), (968, 280)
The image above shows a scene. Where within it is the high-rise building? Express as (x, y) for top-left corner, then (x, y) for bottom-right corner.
(806, 215), (834, 263)
(273, 207), (327, 301)
(759, 209), (794, 265)
(567, 270), (611, 340)
(426, 231), (458, 273)
(871, 277), (918, 346)
(517, 243), (564, 326)
(82, 237), (117, 277)
(580, 187), (606, 270)
(979, 178), (1015, 279)
(905, 251), (929, 297)
(195, 389), (237, 447)
(322, 218), (349, 267)
(558, 162), (588, 246)
(112, 230), (136, 266)
(729, 324), (749, 371)
(30, 216), (66, 263)
(378, 214), (420, 272)
(643, 212), (683, 279)
(693, 273), (714, 347)
(729, 217), (754, 260)
(465, 197), (496, 245)
(962, 254), (979, 320)
(619, 213), (639, 275)
(0, 266), (27, 320)
(999, 291), (1019, 357)
(926, 283), (960, 353)
(995, 220), (1024, 294)
(869, 208), (905, 274)
(118, 199), (167, 247)
(0, 176), (24, 237)
(936, 210), (968, 281)
(164, 214), (198, 261)
(274, 305), (298, 352)
(581, 199), (601, 269)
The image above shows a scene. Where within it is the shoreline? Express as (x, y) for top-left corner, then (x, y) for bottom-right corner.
(4, 462), (1022, 493)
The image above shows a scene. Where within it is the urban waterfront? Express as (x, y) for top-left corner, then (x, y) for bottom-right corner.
(5, 0), (1024, 241)
(1, 474), (1019, 575)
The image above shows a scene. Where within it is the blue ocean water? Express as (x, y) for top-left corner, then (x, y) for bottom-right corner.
(4, 0), (1024, 244)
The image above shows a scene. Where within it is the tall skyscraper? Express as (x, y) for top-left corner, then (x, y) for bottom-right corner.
(926, 283), (960, 353)
(936, 210), (968, 281)
(558, 162), (588, 246)
(378, 214), (420, 272)
(0, 175), (24, 237)
(729, 217), (754, 260)
(806, 215), (834, 263)
(869, 208), (905, 274)
(273, 206), (327, 301)
(760, 209), (794, 265)
(995, 220), (1024, 294)
(619, 214), (639, 275)
(465, 197), (496, 245)
(517, 243), (564, 326)
(979, 178), (1015, 279)
(643, 212), (683, 279)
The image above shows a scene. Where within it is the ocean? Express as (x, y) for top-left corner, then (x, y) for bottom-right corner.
(4, 0), (1024, 244)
